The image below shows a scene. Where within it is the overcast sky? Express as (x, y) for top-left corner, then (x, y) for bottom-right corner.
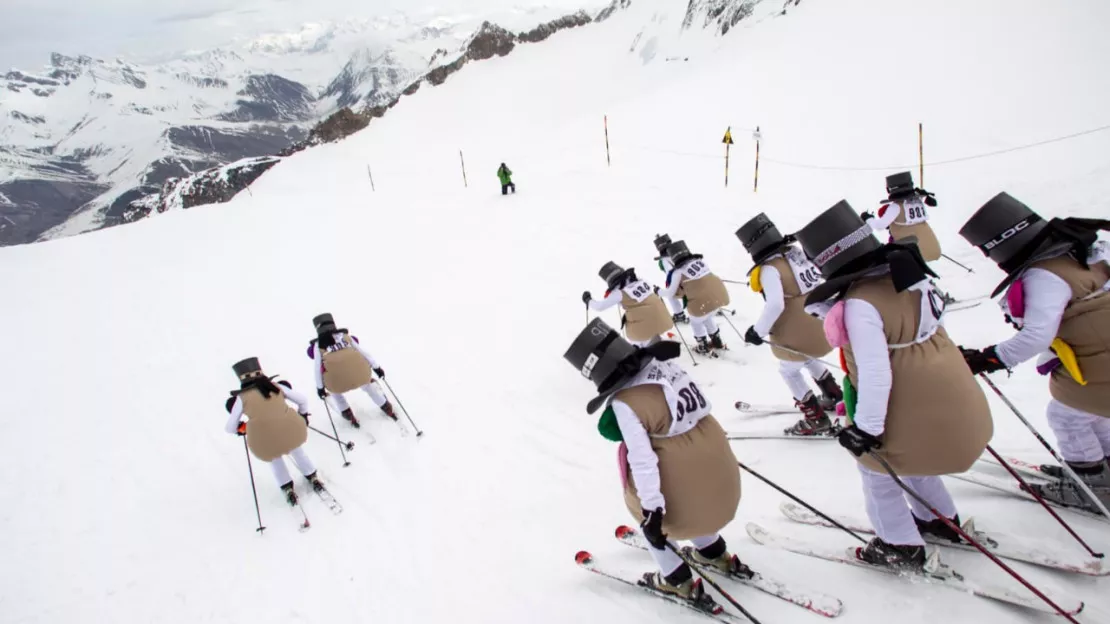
(0, 0), (596, 69)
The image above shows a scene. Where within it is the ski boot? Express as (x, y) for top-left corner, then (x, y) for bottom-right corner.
(341, 408), (361, 428)
(913, 514), (964, 544)
(709, 330), (727, 351)
(1028, 464), (1110, 513)
(815, 372), (844, 411)
(672, 311), (689, 325)
(640, 565), (722, 614)
(381, 401), (399, 422)
(1038, 459), (1108, 481)
(694, 336), (713, 355)
(784, 393), (834, 436)
(305, 471), (326, 494)
(689, 537), (754, 579)
(855, 537), (927, 571)
(281, 481), (298, 507)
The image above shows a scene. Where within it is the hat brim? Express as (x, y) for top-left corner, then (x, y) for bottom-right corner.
(747, 243), (791, 275)
(584, 341), (681, 413)
(988, 240), (1074, 298)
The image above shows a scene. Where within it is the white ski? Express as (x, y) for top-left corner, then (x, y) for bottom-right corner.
(974, 454), (1055, 481)
(945, 470), (1110, 523)
(615, 525), (844, 618)
(745, 523), (1084, 616)
(727, 432), (837, 441)
(733, 401), (798, 417)
(778, 501), (1106, 577)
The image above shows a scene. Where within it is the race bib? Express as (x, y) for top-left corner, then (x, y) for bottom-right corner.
(785, 247), (822, 295)
(324, 335), (353, 353)
(639, 361), (712, 437)
(898, 197), (930, 226)
(623, 280), (653, 303)
(908, 280), (945, 344)
(681, 259), (710, 281)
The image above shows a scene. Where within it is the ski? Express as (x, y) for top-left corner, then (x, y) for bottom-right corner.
(946, 470), (1110, 523)
(975, 454), (1055, 481)
(778, 501), (1106, 577)
(574, 551), (744, 622)
(745, 523), (1084, 616)
(734, 401), (798, 417)
(727, 431), (838, 441)
(615, 525), (843, 617)
(290, 498), (311, 532)
(946, 301), (983, 314)
(313, 486), (343, 515)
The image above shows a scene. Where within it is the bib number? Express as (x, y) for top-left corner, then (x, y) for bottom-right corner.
(900, 198), (929, 226)
(785, 248), (821, 295)
(623, 280), (653, 303)
(674, 381), (708, 422)
(324, 336), (353, 353)
(683, 260), (710, 280)
(914, 282), (945, 342)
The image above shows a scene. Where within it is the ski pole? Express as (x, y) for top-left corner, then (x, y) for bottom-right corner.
(665, 543), (763, 624)
(308, 424), (355, 452)
(717, 313), (747, 342)
(764, 341), (839, 369)
(721, 279), (750, 286)
(382, 379), (423, 437)
(320, 400), (352, 467)
(243, 436), (265, 534)
(941, 253), (974, 274)
(978, 374), (1110, 521)
(737, 461), (868, 544)
(869, 452), (1081, 623)
(984, 445), (1103, 558)
(670, 325), (699, 367)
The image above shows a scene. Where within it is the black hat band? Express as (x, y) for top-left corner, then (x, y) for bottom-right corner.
(977, 215), (1042, 256)
(581, 331), (619, 379)
(744, 222), (776, 248)
(813, 224), (875, 269)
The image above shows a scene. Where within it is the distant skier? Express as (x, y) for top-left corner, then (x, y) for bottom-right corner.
(225, 357), (323, 506)
(658, 240), (730, 354)
(653, 233), (688, 324)
(860, 172), (941, 262)
(736, 213), (843, 436)
(497, 162), (516, 195)
(958, 193), (1110, 512)
(797, 200), (992, 570)
(564, 318), (744, 608)
(583, 262), (674, 346)
(307, 313), (400, 432)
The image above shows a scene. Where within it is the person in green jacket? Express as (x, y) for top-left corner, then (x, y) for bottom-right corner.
(498, 163), (516, 195)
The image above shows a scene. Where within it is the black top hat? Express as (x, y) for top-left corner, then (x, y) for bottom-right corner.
(665, 240), (700, 268)
(653, 234), (672, 255)
(233, 357), (263, 380)
(960, 192), (1110, 297)
(563, 318), (680, 413)
(798, 200), (935, 305)
(886, 172), (916, 200)
(313, 313), (337, 333)
(599, 261), (635, 291)
(736, 213), (789, 272)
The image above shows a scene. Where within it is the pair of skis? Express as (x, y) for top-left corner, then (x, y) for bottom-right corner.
(577, 525), (843, 622)
(290, 484), (343, 532)
(730, 401), (841, 440)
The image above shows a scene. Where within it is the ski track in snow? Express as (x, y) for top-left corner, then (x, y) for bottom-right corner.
(2, 0), (1110, 622)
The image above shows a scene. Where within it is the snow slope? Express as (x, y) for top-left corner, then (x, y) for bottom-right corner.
(2, 0), (1110, 622)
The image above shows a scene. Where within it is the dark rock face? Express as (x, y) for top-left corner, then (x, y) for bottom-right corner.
(0, 174), (107, 246)
(596, 0), (633, 22)
(518, 11), (592, 43)
(683, 0), (759, 35)
(466, 22), (517, 61)
(122, 156), (282, 221)
(218, 74), (315, 122)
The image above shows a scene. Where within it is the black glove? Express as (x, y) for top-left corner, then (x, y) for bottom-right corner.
(640, 507), (667, 549)
(300, 412), (310, 425)
(317, 387), (328, 400)
(581, 291), (592, 305)
(373, 367), (385, 379)
(837, 425), (882, 457)
(924, 196), (937, 207)
(744, 326), (764, 346)
(859, 211), (875, 221)
(959, 346), (1007, 375)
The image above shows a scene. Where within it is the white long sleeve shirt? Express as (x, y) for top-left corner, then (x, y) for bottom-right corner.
(995, 268), (1072, 369)
(588, 289), (623, 312)
(612, 399), (665, 511)
(844, 298), (895, 436)
(753, 263), (786, 337)
(225, 385), (310, 434)
(314, 333), (381, 390)
(866, 203), (901, 232)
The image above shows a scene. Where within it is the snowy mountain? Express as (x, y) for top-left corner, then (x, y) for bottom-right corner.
(1, 0), (1109, 623)
(0, 7), (598, 246)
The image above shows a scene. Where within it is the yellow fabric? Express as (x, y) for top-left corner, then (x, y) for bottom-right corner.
(750, 266), (763, 293)
(1052, 338), (1088, 386)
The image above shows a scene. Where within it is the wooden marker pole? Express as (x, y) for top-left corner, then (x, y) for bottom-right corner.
(367, 165), (376, 192)
(604, 115), (611, 167)
(722, 126), (734, 188)
(753, 126), (761, 193)
(918, 122), (924, 187)
(460, 150), (468, 188)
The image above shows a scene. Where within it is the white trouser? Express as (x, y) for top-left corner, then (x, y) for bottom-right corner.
(779, 359), (831, 401)
(664, 296), (683, 316)
(269, 445), (316, 486)
(648, 534), (722, 576)
(858, 464), (957, 546)
(329, 381), (388, 411)
(1046, 400), (1110, 463)
(689, 312), (719, 339)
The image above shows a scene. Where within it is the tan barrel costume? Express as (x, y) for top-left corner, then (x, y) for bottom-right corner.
(679, 273), (730, 318)
(842, 278), (993, 474)
(615, 383), (741, 539)
(889, 217), (941, 263)
(621, 292), (674, 343)
(320, 331), (374, 394)
(762, 256), (833, 363)
(241, 387), (309, 462)
(1031, 256), (1110, 417)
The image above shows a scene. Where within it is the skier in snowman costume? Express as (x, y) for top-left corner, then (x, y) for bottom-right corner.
(658, 241), (731, 355)
(307, 313), (401, 432)
(653, 233), (688, 324)
(583, 261), (674, 347)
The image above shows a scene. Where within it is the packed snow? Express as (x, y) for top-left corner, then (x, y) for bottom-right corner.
(1, 0), (1109, 622)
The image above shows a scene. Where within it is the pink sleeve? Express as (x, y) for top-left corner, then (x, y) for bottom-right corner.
(823, 300), (849, 348)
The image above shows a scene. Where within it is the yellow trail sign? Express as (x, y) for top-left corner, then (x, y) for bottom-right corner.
(722, 127), (734, 145)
